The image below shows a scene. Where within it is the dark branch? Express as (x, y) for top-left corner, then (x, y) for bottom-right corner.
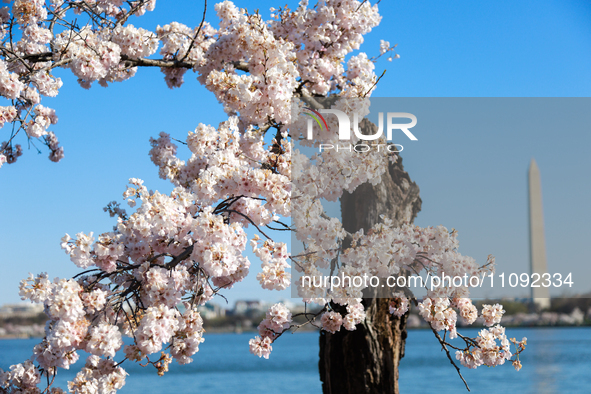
(430, 326), (471, 392)
(120, 55), (196, 69)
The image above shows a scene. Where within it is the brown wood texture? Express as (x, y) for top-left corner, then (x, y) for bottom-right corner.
(319, 119), (422, 394)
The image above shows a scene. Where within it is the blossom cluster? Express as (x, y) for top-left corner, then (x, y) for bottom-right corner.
(418, 298), (459, 338)
(0, 0), (161, 165)
(0, 140), (22, 168)
(1, 1), (525, 392)
(7, 108), (293, 390)
(0, 360), (41, 393)
(249, 302), (292, 359)
(200, 1), (299, 125)
(1, 0), (386, 167)
(289, 94), (524, 373)
(389, 294), (410, 317)
(455, 325), (517, 369)
(157, 21), (216, 88)
(269, 0), (382, 96)
(252, 237), (291, 291)
(68, 356), (127, 394)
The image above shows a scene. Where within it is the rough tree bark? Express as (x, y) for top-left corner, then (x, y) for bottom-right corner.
(319, 119), (422, 394)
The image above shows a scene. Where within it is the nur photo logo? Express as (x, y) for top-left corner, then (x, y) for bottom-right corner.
(301, 107), (418, 152)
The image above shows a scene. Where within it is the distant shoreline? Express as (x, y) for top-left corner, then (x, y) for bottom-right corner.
(2, 322), (590, 340)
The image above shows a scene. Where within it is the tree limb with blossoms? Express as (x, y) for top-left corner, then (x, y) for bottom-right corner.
(0, 1), (524, 393)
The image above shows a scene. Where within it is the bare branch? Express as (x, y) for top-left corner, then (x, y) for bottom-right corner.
(430, 326), (471, 392)
(229, 60), (249, 72)
(179, 0), (208, 63)
(120, 55), (196, 69)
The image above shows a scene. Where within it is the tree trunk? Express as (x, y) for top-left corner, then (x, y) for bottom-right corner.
(319, 140), (422, 394)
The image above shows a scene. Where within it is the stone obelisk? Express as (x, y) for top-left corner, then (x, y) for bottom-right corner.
(528, 159), (550, 310)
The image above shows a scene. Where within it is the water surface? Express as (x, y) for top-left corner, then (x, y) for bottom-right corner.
(1, 327), (589, 393)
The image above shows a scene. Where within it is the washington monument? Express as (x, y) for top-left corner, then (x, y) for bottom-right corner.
(528, 159), (550, 310)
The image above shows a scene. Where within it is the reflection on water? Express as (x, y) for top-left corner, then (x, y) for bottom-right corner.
(399, 326), (591, 393)
(532, 328), (559, 394)
(1, 327), (590, 393)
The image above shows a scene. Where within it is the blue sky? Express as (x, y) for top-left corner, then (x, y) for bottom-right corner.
(0, 0), (590, 307)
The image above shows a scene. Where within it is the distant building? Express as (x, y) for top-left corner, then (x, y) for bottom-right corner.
(197, 303), (226, 320)
(232, 300), (267, 316)
(277, 299), (306, 313)
(0, 303), (44, 318)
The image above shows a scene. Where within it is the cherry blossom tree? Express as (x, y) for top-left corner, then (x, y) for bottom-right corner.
(0, 1), (526, 393)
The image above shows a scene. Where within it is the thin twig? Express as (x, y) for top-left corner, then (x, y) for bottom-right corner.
(362, 69), (386, 98)
(430, 325), (471, 392)
(179, 0), (208, 62)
